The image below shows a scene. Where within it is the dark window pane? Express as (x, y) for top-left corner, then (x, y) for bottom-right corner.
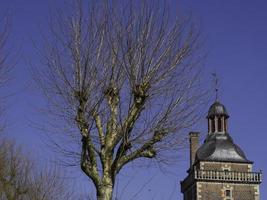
(225, 189), (231, 197)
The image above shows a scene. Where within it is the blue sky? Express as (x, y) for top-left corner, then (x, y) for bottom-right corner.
(0, 0), (266, 199)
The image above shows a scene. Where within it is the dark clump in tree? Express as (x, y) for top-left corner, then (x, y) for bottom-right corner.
(35, 0), (204, 199)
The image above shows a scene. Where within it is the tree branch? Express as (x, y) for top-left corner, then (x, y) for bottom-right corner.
(93, 111), (105, 146)
(114, 130), (166, 174)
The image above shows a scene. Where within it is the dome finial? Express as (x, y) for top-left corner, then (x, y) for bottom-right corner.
(212, 73), (219, 101)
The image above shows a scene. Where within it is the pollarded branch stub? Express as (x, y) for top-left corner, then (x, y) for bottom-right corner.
(141, 146), (156, 158)
(74, 90), (88, 119)
(153, 129), (167, 141)
(133, 84), (148, 105)
(74, 90), (88, 103)
(104, 85), (119, 106)
(75, 103), (89, 138)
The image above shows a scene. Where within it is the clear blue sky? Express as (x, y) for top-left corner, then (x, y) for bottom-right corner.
(0, 0), (266, 199)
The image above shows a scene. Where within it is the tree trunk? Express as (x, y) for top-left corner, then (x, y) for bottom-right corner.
(96, 184), (113, 200)
(96, 175), (114, 200)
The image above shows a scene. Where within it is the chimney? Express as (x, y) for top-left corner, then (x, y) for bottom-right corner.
(189, 132), (199, 166)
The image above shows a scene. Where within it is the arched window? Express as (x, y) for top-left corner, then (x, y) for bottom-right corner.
(218, 117), (222, 132)
(211, 118), (215, 132)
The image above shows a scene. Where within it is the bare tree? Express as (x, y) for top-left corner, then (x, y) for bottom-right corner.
(0, 12), (85, 200)
(35, 0), (204, 199)
(0, 137), (74, 200)
(0, 139), (30, 200)
(0, 12), (76, 200)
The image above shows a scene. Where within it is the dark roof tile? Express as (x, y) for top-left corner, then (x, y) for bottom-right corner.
(195, 132), (252, 164)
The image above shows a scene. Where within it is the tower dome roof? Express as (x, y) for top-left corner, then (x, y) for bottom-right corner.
(207, 101), (229, 118)
(195, 100), (252, 164)
(195, 132), (252, 164)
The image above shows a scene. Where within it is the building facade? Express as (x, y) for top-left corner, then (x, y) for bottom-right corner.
(181, 101), (262, 200)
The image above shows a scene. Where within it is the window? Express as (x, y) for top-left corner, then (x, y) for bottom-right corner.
(224, 188), (233, 200)
(225, 189), (231, 197)
(211, 119), (215, 132)
(218, 117), (222, 132)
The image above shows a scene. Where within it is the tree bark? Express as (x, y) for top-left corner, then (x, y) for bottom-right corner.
(96, 177), (114, 200)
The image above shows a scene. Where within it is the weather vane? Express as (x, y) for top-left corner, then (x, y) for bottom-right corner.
(212, 73), (219, 101)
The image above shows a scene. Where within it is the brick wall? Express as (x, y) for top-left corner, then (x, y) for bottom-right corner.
(199, 161), (252, 172)
(197, 182), (258, 200)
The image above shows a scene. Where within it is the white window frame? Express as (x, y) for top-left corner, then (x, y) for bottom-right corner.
(223, 187), (234, 200)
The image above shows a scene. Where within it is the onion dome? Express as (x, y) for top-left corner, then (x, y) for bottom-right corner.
(207, 101), (229, 119)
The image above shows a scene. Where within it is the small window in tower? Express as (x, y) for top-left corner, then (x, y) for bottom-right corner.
(211, 118), (215, 132)
(218, 117), (222, 132)
(225, 189), (232, 197)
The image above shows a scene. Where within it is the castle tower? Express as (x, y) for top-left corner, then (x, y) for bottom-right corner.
(181, 100), (262, 200)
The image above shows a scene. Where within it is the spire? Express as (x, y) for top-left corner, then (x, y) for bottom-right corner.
(212, 73), (219, 101)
